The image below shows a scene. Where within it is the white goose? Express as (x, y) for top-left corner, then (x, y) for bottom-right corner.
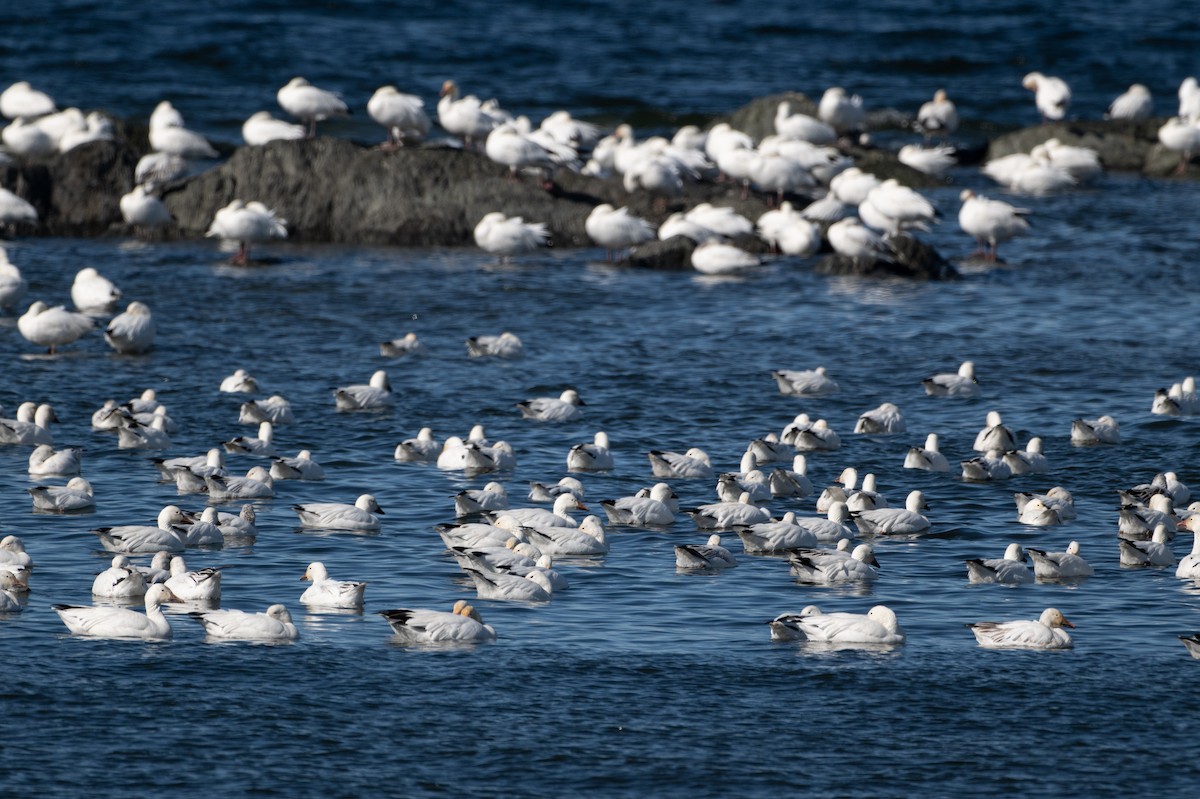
(966, 542), (1032, 584)
(854, 402), (906, 434)
(239, 395), (293, 425)
(93, 505), (190, 554)
(0, 81), (56, 119)
(0, 402), (56, 445)
(454, 482), (509, 517)
(648, 447), (713, 479)
(1175, 516), (1200, 578)
(28, 476), (94, 512)
(436, 80), (507, 149)
(462, 566), (552, 602)
(0, 536), (33, 569)
(334, 370), (393, 411)
(585, 204), (655, 260)
(968, 608), (1074, 650)
(1118, 524), (1174, 567)
(789, 543), (879, 584)
(148, 101), (218, 158)
(366, 86), (430, 147)
(923, 361), (979, 397)
(205, 465), (275, 501)
(164, 556), (222, 601)
(394, 427), (439, 462)
(674, 534), (737, 569)
(827, 217), (891, 261)
(91, 554), (148, 598)
(1022, 72), (1071, 122)
(28, 444), (82, 477)
(735, 512), (818, 554)
(270, 450), (325, 481)
(104, 301), (155, 354)
(53, 584), (179, 640)
(224, 421), (276, 457)
(973, 411), (1015, 452)
(517, 389), (584, 422)
(220, 368), (259, 393)
(241, 110), (306, 145)
(916, 89), (958, 139)
(379, 332), (423, 358)
(499, 515), (608, 557)
(567, 431), (614, 472)
(119, 185), (172, 231)
(1027, 542), (1093, 579)
(771, 366), (839, 396)
(852, 490), (930, 535)
(768, 455), (813, 498)
(191, 604), (299, 641)
(473, 212), (549, 260)
(904, 433), (949, 472)
(466, 331), (523, 358)
(792, 605), (905, 645)
(491, 493), (586, 529)
(686, 493), (771, 530)
(378, 601), (496, 643)
(0, 249), (27, 310)
(958, 190), (1031, 261)
(293, 494), (383, 532)
(1003, 437), (1049, 475)
(17, 301), (93, 353)
(1107, 84), (1153, 120)
(300, 561), (365, 609)
(690, 240), (761, 275)
(1071, 415), (1119, 445)
(276, 77), (349, 136)
(206, 200), (288, 264)
(600, 483), (676, 527)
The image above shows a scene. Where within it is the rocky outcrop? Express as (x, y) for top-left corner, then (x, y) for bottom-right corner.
(984, 118), (1199, 177)
(2, 139), (138, 236)
(814, 233), (958, 281)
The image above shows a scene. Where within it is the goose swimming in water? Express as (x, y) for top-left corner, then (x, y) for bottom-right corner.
(293, 494), (384, 532)
(674, 534), (737, 569)
(517, 389), (584, 422)
(378, 601), (497, 644)
(1027, 542), (1093, 579)
(53, 583), (179, 640)
(191, 604), (299, 641)
(968, 607), (1074, 650)
(300, 561), (365, 609)
(966, 542), (1032, 584)
(93, 505), (191, 554)
(28, 476), (94, 512)
(334, 369), (394, 411)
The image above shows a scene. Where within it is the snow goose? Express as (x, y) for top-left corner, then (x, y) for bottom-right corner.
(0, 536), (32, 569)
(659, 212), (714, 242)
(966, 542), (1032, 584)
(690, 240), (761, 275)
(0, 572), (24, 612)
(854, 402), (905, 434)
(28, 476), (94, 512)
(293, 494), (383, 533)
(28, 444), (82, 477)
(526, 476), (579, 504)
(1107, 84), (1152, 120)
(3, 117), (59, 157)
(0, 81), (55, 119)
(239, 395), (293, 425)
(567, 431), (614, 472)
(394, 427), (439, 462)
(378, 601), (497, 643)
(466, 331), (523, 358)
(1179, 77), (1200, 122)
(223, 421), (276, 457)
(898, 144), (956, 176)
(379, 332), (424, 358)
(93, 505), (190, 554)
(789, 543), (879, 584)
(852, 490), (930, 535)
(648, 447), (713, 479)
(1152, 386), (1185, 416)
(816, 468), (857, 513)
(817, 87), (866, 135)
(1016, 497), (1062, 527)
(104, 301), (155, 354)
(0, 186), (38, 227)
(922, 360), (979, 397)
(916, 89), (958, 139)
(715, 471), (770, 505)
(757, 201), (801, 249)
(793, 605), (905, 646)
(585, 203), (654, 260)
(1022, 72), (1072, 122)
(300, 561), (365, 609)
(601, 483), (676, 526)
(191, 604), (298, 642)
(505, 515), (609, 557)
(241, 110), (305, 145)
(786, 417), (841, 452)
(774, 101), (837, 143)
(334, 370), (393, 411)
(0, 249), (27, 309)
(735, 512), (818, 554)
(973, 411), (1015, 452)
(826, 217), (891, 261)
(270, 450), (325, 481)
(1015, 486), (1076, 521)
(277, 77), (348, 137)
(1071, 415), (1119, 445)
(1027, 542), (1093, 579)
(218, 505), (258, 540)
(674, 534), (737, 569)
(53, 583), (179, 640)
(449, 538), (541, 573)
(220, 368), (259, 393)
(771, 366), (838, 396)
(485, 119), (577, 183)
(435, 436), (496, 473)
(205, 465), (274, 501)
(18, 300), (93, 353)
(538, 110), (600, 150)
(961, 450), (1012, 481)
(860, 179), (938, 237)
(845, 472), (887, 512)
(1008, 156), (1077, 194)
(181, 510), (223, 549)
(473, 212), (549, 261)
(683, 203), (754, 238)
(686, 493), (771, 531)
(462, 567), (552, 602)
(148, 102), (217, 158)
(1037, 139), (1102, 182)
(1119, 494), (1177, 540)
(768, 455), (813, 498)
(1175, 516), (1200, 578)
(206, 200), (287, 264)
(491, 493), (585, 529)
(904, 433), (949, 472)
(454, 482), (509, 517)
(164, 556), (222, 601)
(134, 151), (187, 188)
(437, 80), (506, 149)
(366, 86), (430, 147)
(968, 608), (1074, 650)
(91, 554), (148, 599)
(119, 185), (172, 231)
(116, 414), (171, 450)
(1119, 524), (1174, 567)
(766, 606), (824, 641)
(777, 218), (821, 257)
(0, 402), (56, 445)
(517, 389), (583, 422)
(58, 111), (113, 152)
(1003, 437), (1049, 475)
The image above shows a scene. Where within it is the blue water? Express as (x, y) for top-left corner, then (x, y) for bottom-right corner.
(4, 2), (1200, 797)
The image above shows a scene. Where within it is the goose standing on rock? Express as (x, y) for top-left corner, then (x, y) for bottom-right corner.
(0, 81), (56, 119)
(437, 80), (507, 150)
(827, 217), (891, 261)
(241, 110), (306, 146)
(916, 89), (958, 140)
(277, 77), (349, 137)
(18, 301), (93, 353)
(147, 101), (218, 159)
(818, 87), (866, 136)
(367, 86), (430, 148)
(1107, 84), (1153, 120)
(206, 200), (288, 265)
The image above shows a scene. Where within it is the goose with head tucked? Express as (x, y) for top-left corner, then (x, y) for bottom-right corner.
(567, 431), (614, 472)
(771, 366), (839, 397)
(380, 332), (423, 358)
(966, 542), (1032, 584)
(0, 536), (32, 570)
(648, 447), (713, 480)
(474, 212), (549, 261)
(241, 110), (306, 146)
(454, 481), (509, 517)
(270, 450), (324, 481)
(293, 494), (383, 533)
(527, 476), (583, 504)
(904, 433), (950, 472)
(28, 444), (82, 477)
(674, 534), (737, 569)
(220, 368), (259, 394)
(394, 427), (439, 462)
(300, 561), (365, 609)
(206, 199), (288, 264)
(164, 555), (222, 601)
(91, 554), (148, 599)
(1015, 486), (1076, 521)
(191, 603), (298, 642)
(1022, 72), (1071, 122)
(466, 330), (523, 358)
(686, 492), (771, 531)
(769, 454), (813, 498)
(1003, 437), (1048, 475)
(0, 402), (56, 445)
(29, 476), (94, 512)
(854, 402), (906, 434)
(1071, 415), (1119, 446)
(53, 583), (179, 640)
(1108, 84), (1153, 121)
(968, 607), (1074, 650)
(1016, 497), (1062, 527)
(205, 465), (274, 502)
(923, 361), (979, 397)
(1119, 494), (1177, 540)
(70, 267), (121, 314)
(18, 301), (93, 353)
(335, 370), (394, 411)
(1027, 542), (1093, 579)
(973, 411), (1015, 452)
(224, 421), (276, 457)
(789, 543), (879, 584)
(585, 203), (655, 261)
(498, 515), (609, 557)
(958, 190), (1030, 260)
(0, 571), (24, 612)
(735, 512), (818, 554)
(517, 388), (584, 422)
(0, 249), (27, 310)
(239, 395), (293, 426)
(277, 77), (349, 137)
(367, 85), (430, 148)
(116, 414), (171, 450)
(104, 301), (155, 354)
(962, 449), (1013, 482)
(379, 601), (497, 644)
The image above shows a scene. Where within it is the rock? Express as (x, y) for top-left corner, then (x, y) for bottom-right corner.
(619, 235), (696, 270)
(721, 92), (819, 141)
(814, 233), (957, 281)
(984, 119), (1164, 172)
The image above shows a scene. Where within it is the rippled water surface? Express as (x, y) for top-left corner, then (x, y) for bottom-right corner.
(5, 2), (1200, 797)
